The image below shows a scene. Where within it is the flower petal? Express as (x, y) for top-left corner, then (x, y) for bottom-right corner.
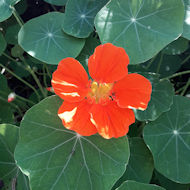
(113, 73), (152, 110)
(88, 43), (129, 83)
(52, 58), (89, 102)
(90, 101), (135, 139)
(58, 100), (97, 136)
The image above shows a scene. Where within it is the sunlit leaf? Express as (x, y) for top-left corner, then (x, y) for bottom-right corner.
(95, 0), (184, 64)
(144, 96), (190, 183)
(18, 12), (85, 65)
(0, 0), (20, 22)
(15, 96), (130, 190)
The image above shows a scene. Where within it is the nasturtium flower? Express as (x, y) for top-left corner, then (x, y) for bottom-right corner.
(52, 43), (152, 139)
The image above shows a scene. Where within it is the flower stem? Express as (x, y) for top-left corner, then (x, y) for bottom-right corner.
(156, 52), (164, 73)
(0, 91), (35, 105)
(180, 54), (190, 65)
(20, 56), (47, 98)
(0, 63), (41, 101)
(161, 70), (190, 81)
(145, 54), (157, 70)
(181, 78), (190, 96)
(16, 95), (36, 105)
(12, 7), (24, 27)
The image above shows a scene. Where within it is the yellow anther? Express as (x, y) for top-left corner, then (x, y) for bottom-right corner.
(88, 81), (113, 103)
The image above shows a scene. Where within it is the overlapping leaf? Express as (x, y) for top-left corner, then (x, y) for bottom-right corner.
(134, 73), (174, 121)
(117, 180), (165, 190)
(113, 138), (154, 189)
(155, 171), (190, 190)
(163, 37), (189, 55)
(144, 96), (190, 183)
(15, 96), (130, 190)
(95, 0), (184, 64)
(0, 124), (29, 190)
(63, 0), (108, 38)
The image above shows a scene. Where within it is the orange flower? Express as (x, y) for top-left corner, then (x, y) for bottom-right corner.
(52, 43), (152, 139)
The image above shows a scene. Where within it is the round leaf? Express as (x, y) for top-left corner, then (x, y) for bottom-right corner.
(11, 44), (24, 57)
(163, 37), (189, 55)
(113, 138), (154, 189)
(117, 180), (165, 190)
(18, 12), (85, 65)
(63, 0), (108, 38)
(134, 74), (174, 121)
(0, 0), (20, 22)
(95, 0), (184, 64)
(0, 124), (29, 190)
(43, 0), (67, 6)
(144, 95), (190, 183)
(0, 32), (7, 55)
(15, 96), (130, 190)
(5, 24), (20, 45)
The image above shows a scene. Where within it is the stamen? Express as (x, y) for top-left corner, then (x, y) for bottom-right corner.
(88, 81), (113, 104)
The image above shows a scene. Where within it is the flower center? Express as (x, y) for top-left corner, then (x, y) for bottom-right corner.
(88, 81), (113, 104)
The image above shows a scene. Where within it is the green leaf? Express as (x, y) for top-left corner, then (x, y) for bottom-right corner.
(155, 171), (190, 190)
(117, 180), (165, 190)
(163, 37), (189, 55)
(15, 96), (130, 190)
(0, 102), (14, 124)
(18, 12), (85, 65)
(182, 0), (190, 40)
(144, 53), (182, 78)
(63, 0), (108, 38)
(77, 35), (100, 73)
(43, 0), (67, 6)
(0, 0), (20, 22)
(5, 24), (20, 45)
(134, 73), (174, 121)
(143, 95), (190, 184)
(0, 32), (7, 55)
(113, 138), (154, 189)
(11, 44), (24, 57)
(0, 124), (29, 190)
(95, 0), (184, 64)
